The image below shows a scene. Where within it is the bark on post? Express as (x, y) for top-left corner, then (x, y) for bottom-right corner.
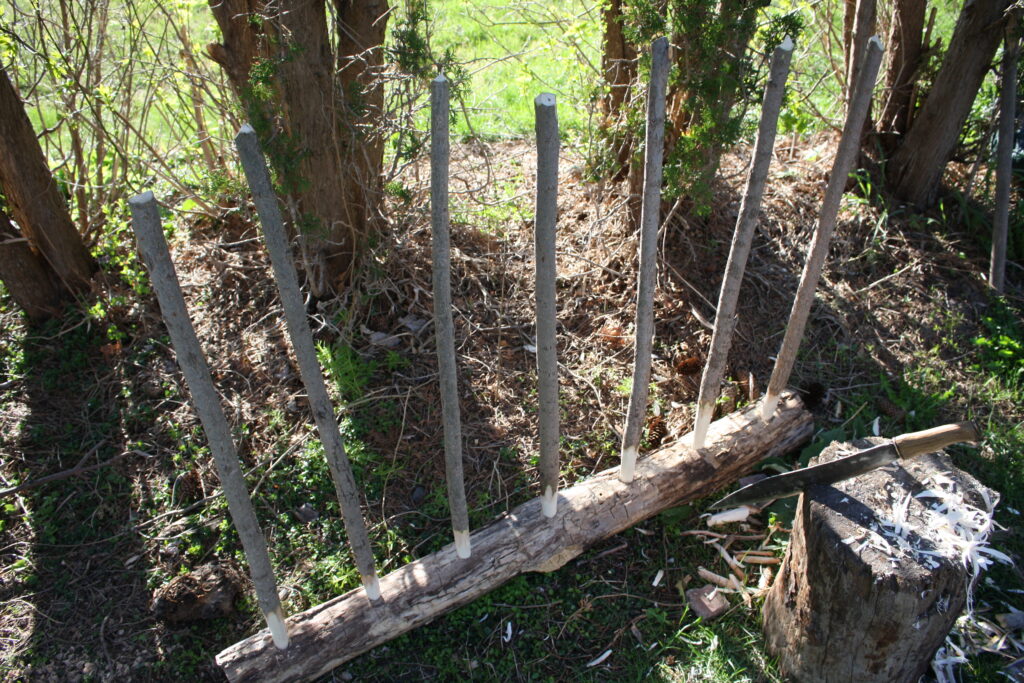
(128, 192), (288, 649)
(216, 391), (814, 682)
(762, 38), (884, 421)
(989, 26), (1019, 294)
(430, 76), (471, 558)
(533, 94), (561, 517)
(234, 125), (381, 601)
(692, 38), (794, 450)
(763, 439), (989, 681)
(620, 37), (668, 484)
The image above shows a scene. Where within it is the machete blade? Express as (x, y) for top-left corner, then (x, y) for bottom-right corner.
(710, 440), (900, 509)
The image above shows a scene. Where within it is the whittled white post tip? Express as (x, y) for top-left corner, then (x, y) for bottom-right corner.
(128, 191), (154, 205)
(707, 506), (752, 528)
(363, 574), (382, 602)
(535, 93), (556, 107)
(618, 445), (637, 483)
(868, 35), (883, 49)
(541, 486), (557, 518)
(760, 393), (780, 422)
(781, 35), (794, 51)
(265, 607), (289, 650)
(238, 122), (255, 135)
(691, 405), (714, 451)
(434, 74), (447, 84)
(454, 530), (471, 559)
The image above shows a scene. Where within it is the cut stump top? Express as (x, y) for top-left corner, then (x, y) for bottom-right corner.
(807, 437), (993, 579)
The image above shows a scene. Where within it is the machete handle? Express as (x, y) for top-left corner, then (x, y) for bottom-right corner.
(893, 421), (981, 459)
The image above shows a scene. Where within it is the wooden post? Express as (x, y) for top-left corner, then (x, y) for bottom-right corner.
(128, 192), (289, 649)
(431, 75), (471, 558)
(216, 391), (814, 682)
(534, 93), (561, 517)
(234, 125), (381, 601)
(763, 439), (990, 681)
(990, 26), (1019, 294)
(620, 36), (669, 483)
(762, 37), (884, 421)
(692, 37), (794, 450)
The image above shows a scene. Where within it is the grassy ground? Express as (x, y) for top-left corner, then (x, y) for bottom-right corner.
(428, 0), (602, 140)
(1, 1), (1023, 681)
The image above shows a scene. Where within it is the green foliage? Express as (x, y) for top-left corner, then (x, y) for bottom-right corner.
(973, 299), (1024, 388)
(604, 0), (772, 214)
(316, 342), (377, 402)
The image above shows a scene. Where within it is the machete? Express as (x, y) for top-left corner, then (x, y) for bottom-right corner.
(710, 421), (981, 510)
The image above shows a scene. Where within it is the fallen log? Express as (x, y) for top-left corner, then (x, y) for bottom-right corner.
(216, 391), (813, 682)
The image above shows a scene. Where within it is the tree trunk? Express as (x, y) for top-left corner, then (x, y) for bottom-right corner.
(0, 68), (94, 295)
(763, 439), (989, 682)
(600, 0), (637, 178)
(216, 391), (814, 682)
(886, 0), (1013, 207)
(845, 0), (876, 114)
(877, 0), (927, 151)
(843, 0), (857, 90)
(206, 0), (389, 297)
(0, 210), (66, 321)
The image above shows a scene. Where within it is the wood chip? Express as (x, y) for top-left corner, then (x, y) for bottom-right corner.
(697, 566), (733, 588)
(686, 584), (730, 621)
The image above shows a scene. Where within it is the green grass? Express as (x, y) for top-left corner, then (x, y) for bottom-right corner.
(426, 0), (602, 139)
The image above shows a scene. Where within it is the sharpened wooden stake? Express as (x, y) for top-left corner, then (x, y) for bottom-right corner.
(234, 125), (381, 601)
(128, 191), (289, 649)
(620, 36), (669, 483)
(534, 93), (561, 517)
(431, 75), (471, 557)
(692, 37), (794, 450)
(990, 27), (1019, 293)
(762, 37), (884, 421)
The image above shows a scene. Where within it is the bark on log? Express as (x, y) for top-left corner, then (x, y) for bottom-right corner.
(216, 391), (813, 682)
(763, 437), (991, 682)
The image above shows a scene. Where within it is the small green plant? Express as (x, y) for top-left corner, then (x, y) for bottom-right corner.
(973, 299), (1024, 388)
(316, 342), (376, 402)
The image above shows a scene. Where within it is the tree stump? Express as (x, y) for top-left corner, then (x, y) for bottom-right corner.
(763, 437), (993, 682)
